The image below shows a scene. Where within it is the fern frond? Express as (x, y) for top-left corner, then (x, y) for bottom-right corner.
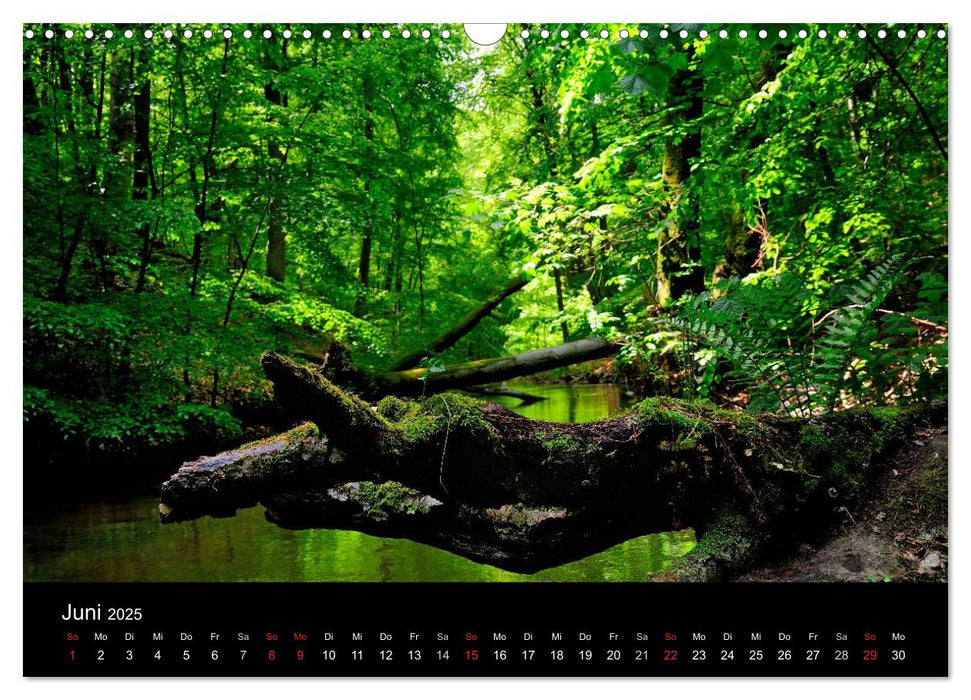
(814, 255), (907, 411)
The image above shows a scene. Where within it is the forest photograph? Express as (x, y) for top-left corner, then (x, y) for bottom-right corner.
(23, 23), (947, 583)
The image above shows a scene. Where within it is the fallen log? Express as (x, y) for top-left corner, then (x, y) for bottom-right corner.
(378, 338), (620, 396)
(389, 273), (530, 371)
(161, 354), (945, 576)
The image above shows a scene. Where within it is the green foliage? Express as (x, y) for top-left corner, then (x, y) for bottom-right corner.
(24, 385), (241, 450)
(677, 259), (946, 415)
(22, 23), (947, 457)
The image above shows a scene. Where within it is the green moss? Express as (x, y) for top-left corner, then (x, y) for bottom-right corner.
(634, 397), (720, 437)
(375, 395), (410, 422)
(917, 465), (947, 517)
(868, 406), (909, 453)
(354, 480), (431, 517)
(387, 401), (440, 444)
(421, 393), (494, 437)
(795, 407), (912, 496)
(535, 429), (581, 454)
(374, 392), (497, 454)
(653, 512), (758, 582)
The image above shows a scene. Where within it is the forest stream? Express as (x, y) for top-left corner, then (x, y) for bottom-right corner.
(24, 384), (697, 583)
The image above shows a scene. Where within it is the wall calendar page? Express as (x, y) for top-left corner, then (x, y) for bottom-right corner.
(21, 18), (949, 681)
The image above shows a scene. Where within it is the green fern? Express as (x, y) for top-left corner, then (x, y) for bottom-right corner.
(676, 257), (908, 416)
(814, 255), (906, 411)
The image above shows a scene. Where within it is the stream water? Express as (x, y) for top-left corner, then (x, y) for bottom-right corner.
(24, 384), (696, 582)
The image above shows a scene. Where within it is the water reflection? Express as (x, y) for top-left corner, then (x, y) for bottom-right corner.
(24, 496), (695, 583)
(486, 383), (635, 423)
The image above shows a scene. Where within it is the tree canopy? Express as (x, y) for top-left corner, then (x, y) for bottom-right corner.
(22, 23), (947, 455)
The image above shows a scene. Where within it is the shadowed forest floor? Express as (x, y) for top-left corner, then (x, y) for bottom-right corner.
(735, 427), (947, 583)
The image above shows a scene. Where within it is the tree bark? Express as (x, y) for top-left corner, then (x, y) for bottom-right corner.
(264, 36), (288, 283)
(378, 339), (619, 395)
(160, 360), (944, 574)
(553, 270), (569, 342)
(133, 49), (159, 293)
(51, 39), (102, 301)
(354, 39), (376, 316)
(389, 273), (530, 371)
(656, 46), (705, 306)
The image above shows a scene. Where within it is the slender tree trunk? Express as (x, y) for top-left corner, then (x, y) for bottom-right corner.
(715, 42), (791, 282)
(185, 38), (230, 302)
(412, 221), (425, 331)
(176, 37), (230, 388)
(553, 270), (569, 341)
(133, 49), (159, 293)
(354, 41), (376, 316)
(264, 36), (288, 283)
(51, 41), (105, 301)
(656, 47), (705, 306)
(96, 47), (136, 292)
(23, 53), (43, 136)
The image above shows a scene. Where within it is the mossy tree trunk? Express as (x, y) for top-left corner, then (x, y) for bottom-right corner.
(160, 353), (943, 575)
(656, 46), (705, 306)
